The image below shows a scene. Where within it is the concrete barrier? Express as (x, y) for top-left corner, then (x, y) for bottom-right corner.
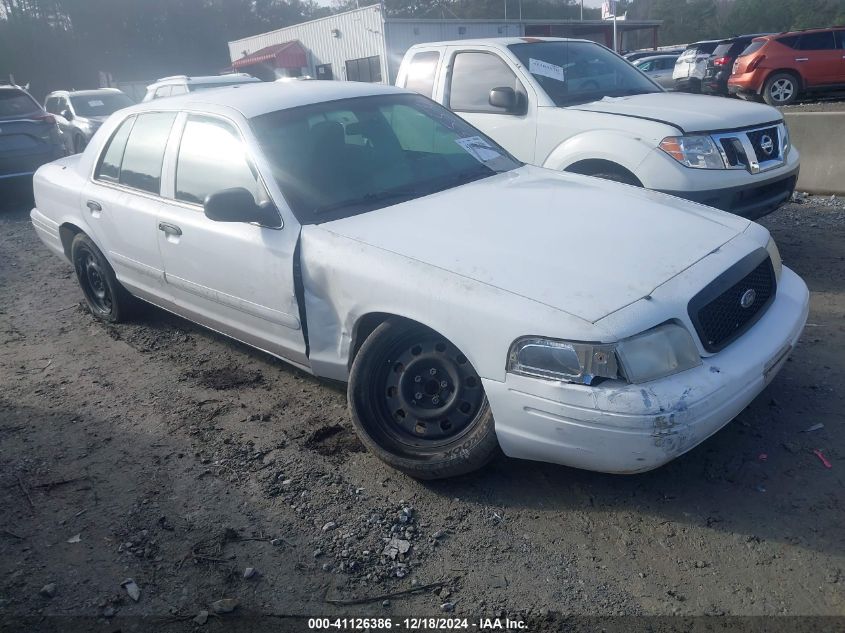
(783, 111), (845, 195)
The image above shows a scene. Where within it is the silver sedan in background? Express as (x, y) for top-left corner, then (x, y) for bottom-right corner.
(633, 54), (680, 90)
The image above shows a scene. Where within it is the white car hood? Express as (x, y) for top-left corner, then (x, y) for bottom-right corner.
(318, 166), (748, 323)
(568, 92), (782, 133)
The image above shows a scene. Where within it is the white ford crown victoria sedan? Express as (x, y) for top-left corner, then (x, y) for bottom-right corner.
(30, 82), (809, 479)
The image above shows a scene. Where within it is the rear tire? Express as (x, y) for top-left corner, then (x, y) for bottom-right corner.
(348, 320), (499, 479)
(763, 73), (799, 106)
(71, 233), (134, 323)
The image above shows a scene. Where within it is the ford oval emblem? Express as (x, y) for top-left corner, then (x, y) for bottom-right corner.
(759, 134), (774, 156)
(740, 288), (757, 309)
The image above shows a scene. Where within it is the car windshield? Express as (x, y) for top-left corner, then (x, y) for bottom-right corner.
(0, 89), (41, 118)
(508, 41), (661, 107)
(70, 93), (133, 117)
(250, 93), (521, 224)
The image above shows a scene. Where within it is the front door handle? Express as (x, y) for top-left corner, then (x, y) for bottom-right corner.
(795, 57), (809, 62)
(158, 222), (182, 237)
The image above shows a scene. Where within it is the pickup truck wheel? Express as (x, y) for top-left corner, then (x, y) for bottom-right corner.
(348, 320), (499, 479)
(71, 233), (133, 323)
(763, 73), (799, 106)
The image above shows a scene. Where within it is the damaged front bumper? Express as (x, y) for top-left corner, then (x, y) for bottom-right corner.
(483, 267), (809, 474)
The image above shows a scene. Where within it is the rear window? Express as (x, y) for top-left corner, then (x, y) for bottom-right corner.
(403, 51), (440, 98)
(739, 40), (766, 56)
(0, 89), (41, 118)
(712, 42), (734, 58)
(118, 112), (177, 194)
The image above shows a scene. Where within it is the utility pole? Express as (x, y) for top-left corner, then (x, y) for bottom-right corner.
(580, 0), (583, 21)
(612, 0), (618, 52)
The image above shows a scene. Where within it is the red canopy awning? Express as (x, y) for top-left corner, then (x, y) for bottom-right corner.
(232, 41), (307, 70)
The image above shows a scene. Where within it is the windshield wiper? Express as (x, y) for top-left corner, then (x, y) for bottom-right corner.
(313, 189), (423, 215)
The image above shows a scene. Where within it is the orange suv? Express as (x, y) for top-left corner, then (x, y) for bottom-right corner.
(728, 27), (845, 106)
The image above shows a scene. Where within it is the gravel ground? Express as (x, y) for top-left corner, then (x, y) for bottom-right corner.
(1, 187), (844, 630)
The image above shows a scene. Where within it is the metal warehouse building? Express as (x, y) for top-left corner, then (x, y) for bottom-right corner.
(227, 5), (662, 84)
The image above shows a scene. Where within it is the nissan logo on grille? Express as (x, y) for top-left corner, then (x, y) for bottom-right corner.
(740, 288), (757, 309)
(759, 134), (775, 156)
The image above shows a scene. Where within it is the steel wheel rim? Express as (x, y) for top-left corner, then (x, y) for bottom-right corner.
(771, 79), (794, 102)
(375, 335), (484, 449)
(76, 249), (112, 314)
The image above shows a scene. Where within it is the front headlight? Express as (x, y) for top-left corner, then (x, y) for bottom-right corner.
(616, 323), (701, 384)
(507, 338), (618, 385)
(508, 323), (702, 386)
(659, 135), (726, 169)
(766, 236), (783, 282)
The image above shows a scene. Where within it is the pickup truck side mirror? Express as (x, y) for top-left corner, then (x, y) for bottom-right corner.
(61, 109), (74, 121)
(204, 187), (280, 228)
(489, 87), (523, 114)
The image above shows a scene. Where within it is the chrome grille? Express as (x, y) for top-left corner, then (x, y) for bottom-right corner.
(711, 123), (786, 174)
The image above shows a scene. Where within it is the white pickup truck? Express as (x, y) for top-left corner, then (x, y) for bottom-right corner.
(396, 37), (800, 219)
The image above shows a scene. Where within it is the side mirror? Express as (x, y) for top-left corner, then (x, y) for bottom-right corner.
(204, 187), (280, 227)
(61, 109), (74, 121)
(489, 87), (522, 114)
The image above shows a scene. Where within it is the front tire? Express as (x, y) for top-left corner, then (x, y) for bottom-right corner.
(763, 73), (799, 106)
(348, 320), (499, 479)
(71, 233), (134, 323)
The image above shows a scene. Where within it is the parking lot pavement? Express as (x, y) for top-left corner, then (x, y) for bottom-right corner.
(1, 196), (843, 623)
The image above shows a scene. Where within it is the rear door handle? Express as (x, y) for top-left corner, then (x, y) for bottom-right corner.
(795, 57), (809, 62)
(158, 222), (182, 237)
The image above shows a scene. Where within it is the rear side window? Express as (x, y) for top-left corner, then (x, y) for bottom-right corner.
(95, 116), (136, 183)
(118, 112), (177, 194)
(740, 40), (766, 56)
(776, 35), (799, 49)
(838, 31), (845, 49)
(170, 84), (188, 96)
(403, 51), (440, 98)
(0, 89), (40, 117)
(154, 86), (172, 99)
(175, 115), (264, 205)
(449, 52), (522, 113)
(797, 31), (836, 51)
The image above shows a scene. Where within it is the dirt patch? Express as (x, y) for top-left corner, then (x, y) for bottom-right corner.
(186, 366), (264, 390)
(304, 424), (366, 456)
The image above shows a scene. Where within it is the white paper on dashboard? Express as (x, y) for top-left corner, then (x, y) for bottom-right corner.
(529, 58), (565, 82)
(454, 136), (502, 162)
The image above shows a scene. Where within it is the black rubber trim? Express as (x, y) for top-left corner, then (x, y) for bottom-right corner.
(292, 232), (310, 358)
(687, 248), (775, 353)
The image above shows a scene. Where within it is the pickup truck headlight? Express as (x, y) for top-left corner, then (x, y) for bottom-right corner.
(766, 236), (782, 282)
(616, 323), (701, 384)
(659, 135), (725, 169)
(507, 338), (618, 385)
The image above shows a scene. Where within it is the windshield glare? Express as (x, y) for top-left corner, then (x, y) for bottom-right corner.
(251, 94), (520, 224)
(70, 93), (133, 117)
(508, 41), (661, 107)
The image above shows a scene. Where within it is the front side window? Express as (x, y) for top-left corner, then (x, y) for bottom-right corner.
(404, 51), (440, 98)
(250, 94), (520, 224)
(70, 93), (133, 117)
(449, 52), (523, 113)
(346, 56), (382, 83)
(508, 41), (661, 107)
(175, 115), (264, 205)
(154, 86), (172, 99)
(95, 115), (136, 183)
(797, 31), (836, 51)
(838, 31), (845, 49)
(118, 112), (177, 194)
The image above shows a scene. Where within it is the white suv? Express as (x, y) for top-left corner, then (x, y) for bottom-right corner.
(142, 74), (260, 101)
(397, 38), (799, 219)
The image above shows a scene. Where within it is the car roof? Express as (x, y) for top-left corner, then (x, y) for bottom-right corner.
(125, 81), (410, 119)
(148, 74), (260, 89)
(757, 25), (844, 40)
(634, 54), (679, 61)
(717, 33), (773, 44)
(409, 36), (591, 48)
(686, 39), (722, 48)
(47, 88), (125, 98)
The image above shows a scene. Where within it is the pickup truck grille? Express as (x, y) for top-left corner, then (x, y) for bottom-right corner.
(711, 123), (785, 174)
(688, 250), (776, 353)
